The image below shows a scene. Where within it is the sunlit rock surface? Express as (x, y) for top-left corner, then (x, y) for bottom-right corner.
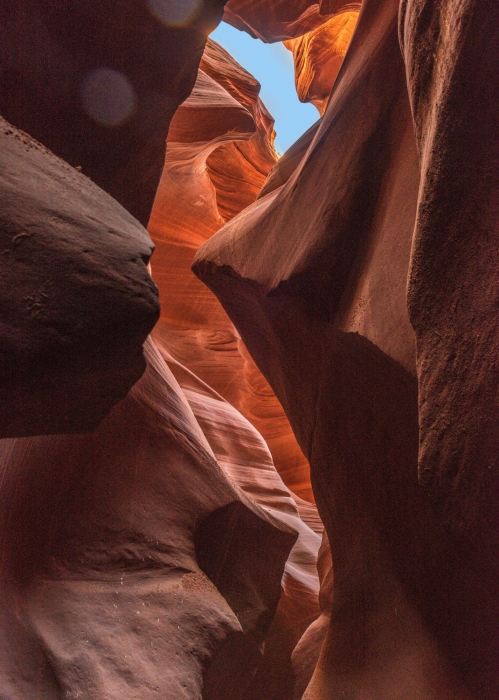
(401, 0), (499, 605)
(224, 0), (361, 42)
(283, 10), (359, 114)
(194, 0), (499, 697)
(149, 39), (314, 504)
(0, 118), (159, 438)
(0, 0), (227, 225)
(0, 338), (297, 699)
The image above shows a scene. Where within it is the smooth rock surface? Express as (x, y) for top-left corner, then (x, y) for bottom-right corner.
(149, 39), (313, 503)
(0, 338), (297, 700)
(194, 0), (499, 697)
(0, 118), (159, 438)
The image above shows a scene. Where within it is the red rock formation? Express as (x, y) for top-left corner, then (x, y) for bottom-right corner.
(283, 10), (359, 114)
(147, 39), (324, 698)
(0, 337), (297, 699)
(0, 118), (159, 438)
(194, 0), (499, 697)
(149, 39), (313, 504)
(224, 0), (361, 43)
(0, 0), (226, 225)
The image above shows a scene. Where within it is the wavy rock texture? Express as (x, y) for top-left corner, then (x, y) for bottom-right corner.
(224, 0), (361, 42)
(194, 0), (499, 697)
(0, 118), (159, 438)
(283, 10), (359, 114)
(0, 337), (297, 700)
(291, 533), (333, 700)
(162, 346), (321, 700)
(0, 0), (226, 225)
(148, 39), (323, 698)
(149, 39), (313, 504)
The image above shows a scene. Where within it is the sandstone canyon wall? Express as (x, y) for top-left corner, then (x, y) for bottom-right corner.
(147, 38), (324, 698)
(194, 0), (499, 698)
(1, 0), (499, 699)
(1, 4), (322, 699)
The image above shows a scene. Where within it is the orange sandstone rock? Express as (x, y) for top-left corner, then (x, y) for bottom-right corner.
(223, 0), (361, 43)
(148, 39), (323, 697)
(284, 10), (359, 114)
(193, 0), (499, 697)
(149, 39), (313, 504)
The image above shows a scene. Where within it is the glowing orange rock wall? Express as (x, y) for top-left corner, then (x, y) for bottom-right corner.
(148, 39), (314, 504)
(148, 37), (323, 699)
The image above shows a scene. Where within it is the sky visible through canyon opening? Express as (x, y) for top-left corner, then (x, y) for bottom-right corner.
(210, 21), (318, 155)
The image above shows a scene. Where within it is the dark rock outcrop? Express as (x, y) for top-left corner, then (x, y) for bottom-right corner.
(0, 119), (159, 437)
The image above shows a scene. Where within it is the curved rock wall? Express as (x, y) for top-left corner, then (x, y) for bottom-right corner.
(148, 38), (314, 504)
(194, 0), (499, 698)
(147, 39), (324, 697)
(0, 338), (297, 699)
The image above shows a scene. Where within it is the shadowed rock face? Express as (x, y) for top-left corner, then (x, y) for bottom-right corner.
(0, 338), (297, 700)
(148, 39), (324, 698)
(0, 0), (227, 226)
(0, 118), (159, 438)
(400, 0), (499, 600)
(283, 10), (359, 114)
(194, 0), (499, 697)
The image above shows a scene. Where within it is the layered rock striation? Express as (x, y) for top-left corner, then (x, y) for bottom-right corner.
(148, 39), (324, 697)
(223, 0), (361, 43)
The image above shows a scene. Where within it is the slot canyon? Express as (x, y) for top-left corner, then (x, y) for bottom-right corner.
(0, 1), (498, 698)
